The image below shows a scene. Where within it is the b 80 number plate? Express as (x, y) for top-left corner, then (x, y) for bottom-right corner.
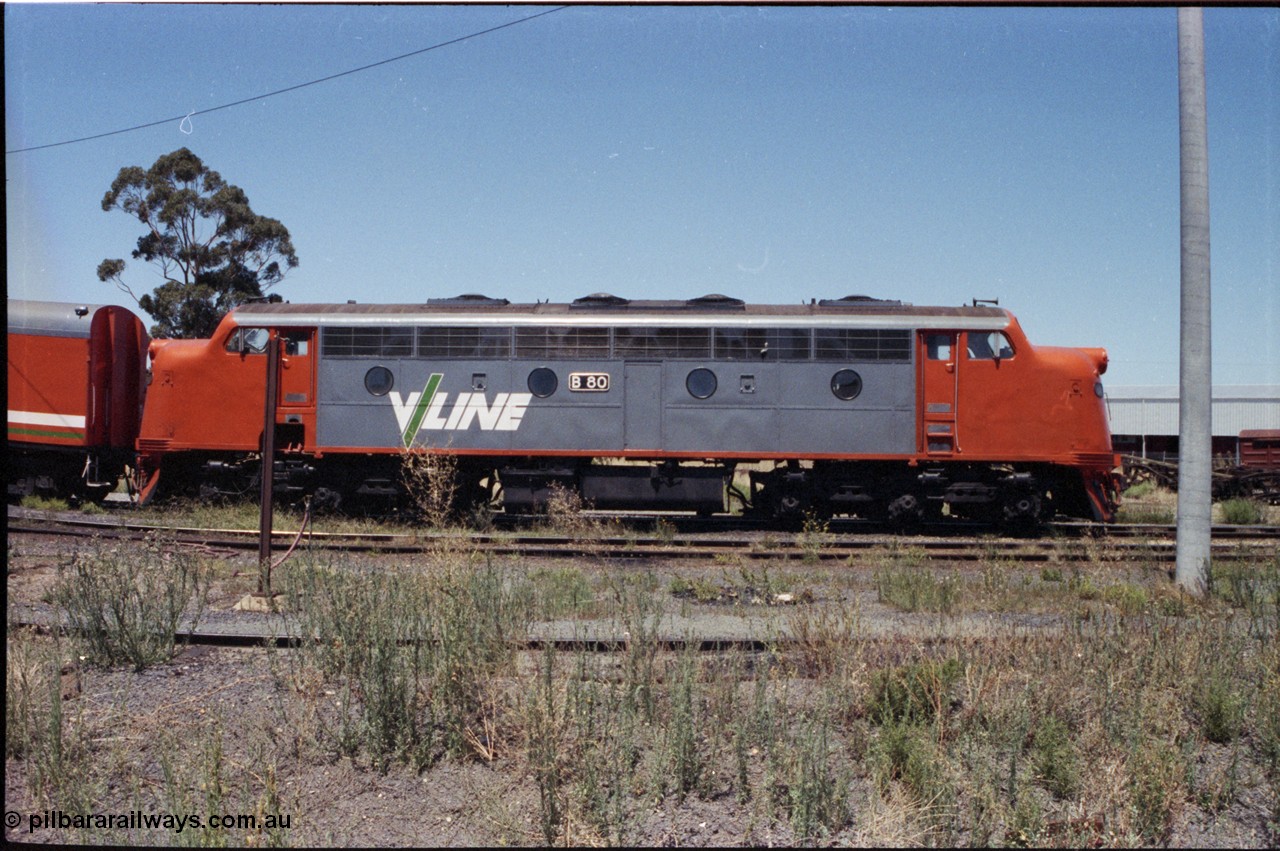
(568, 372), (610, 392)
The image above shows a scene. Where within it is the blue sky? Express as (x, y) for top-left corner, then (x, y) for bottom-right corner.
(6, 4), (1278, 388)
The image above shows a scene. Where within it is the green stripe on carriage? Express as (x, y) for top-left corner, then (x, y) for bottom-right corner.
(8, 425), (85, 440)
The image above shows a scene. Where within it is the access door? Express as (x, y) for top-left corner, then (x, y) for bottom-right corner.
(623, 363), (662, 450)
(277, 329), (316, 409)
(275, 328), (317, 452)
(919, 331), (958, 454)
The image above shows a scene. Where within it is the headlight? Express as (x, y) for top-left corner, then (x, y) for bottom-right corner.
(1094, 381), (1105, 398)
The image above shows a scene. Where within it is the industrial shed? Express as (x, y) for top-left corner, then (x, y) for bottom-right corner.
(1106, 385), (1280, 462)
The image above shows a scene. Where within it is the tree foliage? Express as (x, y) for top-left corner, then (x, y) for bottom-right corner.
(97, 148), (299, 338)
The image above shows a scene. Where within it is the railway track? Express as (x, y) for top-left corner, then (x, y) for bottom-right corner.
(8, 610), (784, 654)
(9, 505), (1277, 564)
(10, 506), (1275, 656)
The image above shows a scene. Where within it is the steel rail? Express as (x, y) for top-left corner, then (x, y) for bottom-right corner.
(8, 507), (1276, 563)
(14, 505), (1279, 540)
(8, 616), (782, 654)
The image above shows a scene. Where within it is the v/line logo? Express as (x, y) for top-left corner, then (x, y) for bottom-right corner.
(390, 373), (532, 446)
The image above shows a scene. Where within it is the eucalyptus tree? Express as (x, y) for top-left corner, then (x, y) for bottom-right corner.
(98, 147), (299, 338)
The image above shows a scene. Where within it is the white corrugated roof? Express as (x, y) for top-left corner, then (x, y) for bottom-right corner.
(1106, 385), (1280, 436)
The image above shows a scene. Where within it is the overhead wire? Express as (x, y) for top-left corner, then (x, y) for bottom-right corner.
(6, 5), (567, 155)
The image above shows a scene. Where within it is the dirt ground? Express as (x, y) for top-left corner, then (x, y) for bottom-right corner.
(6, 527), (1279, 847)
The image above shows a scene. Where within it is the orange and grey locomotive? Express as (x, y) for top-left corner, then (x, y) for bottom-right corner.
(117, 293), (1120, 524)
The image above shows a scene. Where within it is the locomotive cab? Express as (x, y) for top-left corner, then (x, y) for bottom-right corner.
(135, 313), (318, 502)
(916, 315), (1118, 522)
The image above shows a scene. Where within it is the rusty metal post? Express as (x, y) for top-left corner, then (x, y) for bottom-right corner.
(258, 332), (281, 593)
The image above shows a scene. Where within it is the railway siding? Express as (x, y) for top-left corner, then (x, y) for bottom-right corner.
(8, 505), (1278, 564)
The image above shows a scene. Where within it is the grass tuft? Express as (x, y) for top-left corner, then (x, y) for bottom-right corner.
(1219, 497), (1265, 525)
(1031, 714), (1080, 799)
(874, 565), (960, 614)
(52, 539), (212, 672)
(281, 554), (529, 771)
(866, 657), (963, 727)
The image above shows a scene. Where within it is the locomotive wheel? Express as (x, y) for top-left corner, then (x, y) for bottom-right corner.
(886, 493), (925, 530)
(311, 487), (343, 514)
(1001, 493), (1043, 527)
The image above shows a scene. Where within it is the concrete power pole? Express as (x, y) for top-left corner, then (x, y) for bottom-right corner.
(1176, 8), (1212, 594)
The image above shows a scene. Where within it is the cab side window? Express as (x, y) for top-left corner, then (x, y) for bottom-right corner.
(225, 327), (270, 354)
(284, 333), (309, 356)
(966, 331), (1014, 361)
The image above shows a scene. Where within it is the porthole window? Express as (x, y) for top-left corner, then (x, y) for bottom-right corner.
(686, 368), (718, 399)
(831, 369), (862, 401)
(528, 367), (558, 398)
(364, 366), (394, 396)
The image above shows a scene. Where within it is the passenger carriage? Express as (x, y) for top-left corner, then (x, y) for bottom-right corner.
(7, 300), (148, 502)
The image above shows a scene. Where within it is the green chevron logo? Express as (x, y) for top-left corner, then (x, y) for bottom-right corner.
(399, 373), (442, 447)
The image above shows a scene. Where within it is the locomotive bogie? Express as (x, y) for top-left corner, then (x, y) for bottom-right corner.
(7, 445), (131, 504)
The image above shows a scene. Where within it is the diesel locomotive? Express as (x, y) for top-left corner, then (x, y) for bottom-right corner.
(8, 294), (1121, 524)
